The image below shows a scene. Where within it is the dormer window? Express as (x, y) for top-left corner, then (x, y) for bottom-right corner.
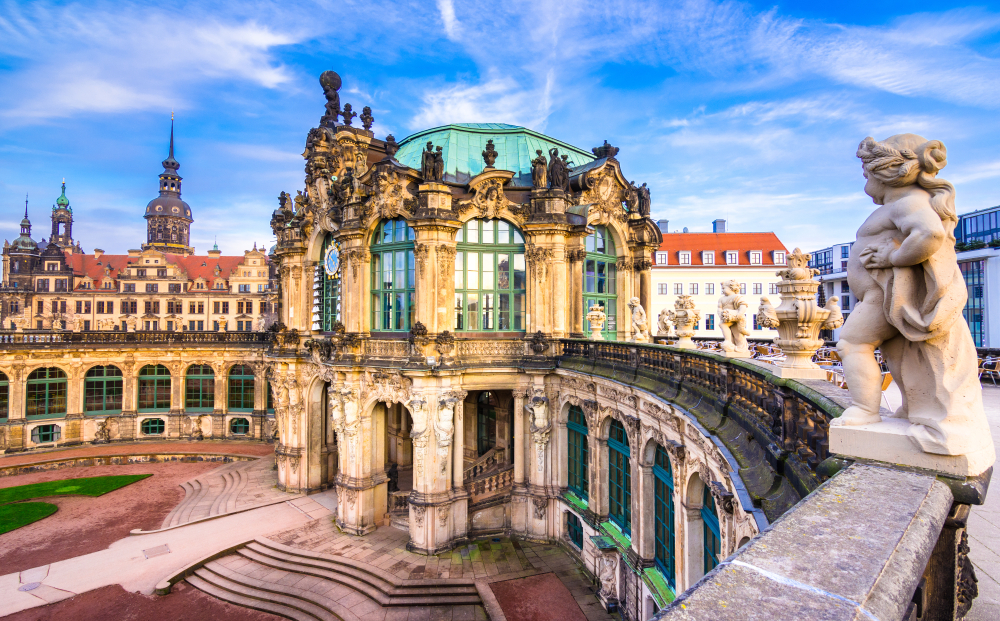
(749, 251), (762, 265)
(773, 251), (786, 265)
(678, 251), (691, 265)
(702, 251), (715, 265)
(726, 251), (738, 265)
(655, 252), (668, 265)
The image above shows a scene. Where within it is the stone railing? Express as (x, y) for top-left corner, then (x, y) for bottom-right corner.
(0, 330), (274, 348)
(560, 338), (847, 518)
(464, 446), (503, 480)
(467, 464), (515, 505)
(389, 490), (409, 514)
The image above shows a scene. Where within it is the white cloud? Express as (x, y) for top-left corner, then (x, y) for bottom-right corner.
(436, 0), (461, 40)
(950, 160), (1000, 185)
(410, 75), (553, 131)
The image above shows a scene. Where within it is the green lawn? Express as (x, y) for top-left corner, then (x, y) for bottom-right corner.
(0, 474), (152, 534)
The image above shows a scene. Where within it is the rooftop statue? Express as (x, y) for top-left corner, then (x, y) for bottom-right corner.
(592, 140), (619, 159)
(637, 183), (651, 217)
(360, 106), (374, 131)
(531, 150), (547, 189)
(832, 134), (994, 468)
(548, 148), (570, 192)
(482, 139), (498, 168)
(421, 142), (436, 181)
(341, 103), (356, 127)
(384, 134), (399, 160)
(433, 146), (444, 181)
(319, 71), (341, 125)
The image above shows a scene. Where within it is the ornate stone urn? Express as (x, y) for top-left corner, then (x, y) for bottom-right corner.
(667, 295), (700, 350)
(768, 248), (842, 378)
(586, 303), (607, 341)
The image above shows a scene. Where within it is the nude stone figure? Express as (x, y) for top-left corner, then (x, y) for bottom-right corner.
(718, 279), (750, 356)
(833, 134), (993, 461)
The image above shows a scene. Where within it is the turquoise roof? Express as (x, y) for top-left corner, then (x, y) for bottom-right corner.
(54, 181), (70, 211)
(395, 123), (595, 187)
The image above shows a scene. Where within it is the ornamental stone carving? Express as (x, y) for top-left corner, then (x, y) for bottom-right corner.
(656, 307), (675, 339)
(668, 295), (700, 349)
(363, 369), (412, 405)
(527, 391), (551, 472)
(435, 397), (457, 473)
(532, 497), (547, 520)
(830, 134), (996, 475)
(627, 297), (650, 343)
(586, 303), (607, 340)
(718, 279), (751, 357)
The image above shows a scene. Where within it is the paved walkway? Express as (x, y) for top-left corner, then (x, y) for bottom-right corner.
(967, 384), (1000, 619)
(0, 440), (274, 467)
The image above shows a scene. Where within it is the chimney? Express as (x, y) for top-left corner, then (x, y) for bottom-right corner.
(713, 219), (727, 233)
(657, 219), (670, 233)
(94, 249), (104, 259)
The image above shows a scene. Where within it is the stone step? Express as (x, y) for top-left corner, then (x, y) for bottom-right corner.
(187, 567), (335, 621)
(163, 478), (202, 528)
(163, 459), (277, 529)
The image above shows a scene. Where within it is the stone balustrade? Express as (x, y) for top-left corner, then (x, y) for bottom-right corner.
(0, 330), (274, 347)
(467, 465), (514, 504)
(464, 445), (503, 480)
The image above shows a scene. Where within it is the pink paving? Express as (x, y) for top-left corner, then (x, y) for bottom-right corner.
(490, 572), (589, 621)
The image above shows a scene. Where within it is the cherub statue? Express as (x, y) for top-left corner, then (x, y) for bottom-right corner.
(833, 134), (993, 460)
(319, 70), (341, 123)
(718, 279), (750, 355)
(627, 297), (650, 343)
(657, 307), (674, 337)
(757, 296), (779, 329)
(531, 150), (547, 189)
(822, 296), (843, 330)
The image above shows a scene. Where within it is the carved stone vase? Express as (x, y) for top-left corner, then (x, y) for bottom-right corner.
(668, 295), (700, 350)
(586, 303), (607, 341)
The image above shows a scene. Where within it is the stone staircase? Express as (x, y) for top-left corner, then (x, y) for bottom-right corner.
(185, 537), (482, 620)
(161, 457), (298, 529)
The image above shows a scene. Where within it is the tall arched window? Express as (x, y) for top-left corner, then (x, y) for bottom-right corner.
(26, 367), (67, 418)
(185, 364), (215, 411)
(266, 380), (274, 414)
(0, 371), (8, 419)
(371, 218), (415, 331)
(138, 364), (171, 412)
(228, 364), (255, 411)
(702, 485), (721, 574)
(654, 445), (676, 587)
(316, 234), (341, 331)
(584, 226), (617, 339)
(85, 365), (123, 414)
(608, 419), (631, 536)
(476, 391), (498, 456)
(455, 219), (525, 332)
(567, 405), (588, 500)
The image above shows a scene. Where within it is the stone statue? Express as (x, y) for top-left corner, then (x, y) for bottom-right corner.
(531, 150), (547, 189)
(637, 183), (651, 217)
(328, 389), (344, 432)
(126, 315), (137, 332)
(421, 141), (436, 180)
(657, 307), (675, 338)
(627, 297), (650, 343)
(433, 146), (444, 181)
(824, 295), (843, 329)
(294, 190), (309, 213)
(598, 555), (617, 598)
(526, 391), (551, 472)
(341, 103), (356, 126)
(548, 148), (570, 192)
(482, 139), (498, 167)
(832, 134), (994, 465)
(718, 279), (750, 357)
(384, 134), (399, 160)
(360, 106), (374, 131)
(435, 397), (456, 473)
(319, 70), (341, 125)
(94, 417), (112, 443)
(668, 295), (701, 349)
(586, 303), (607, 341)
(625, 181), (639, 212)
(757, 297), (779, 329)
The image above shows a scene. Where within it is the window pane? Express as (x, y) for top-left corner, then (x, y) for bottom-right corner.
(467, 252), (479, 289)
(467, 219), (479, 243)
(514, 254), (525, 289)
(482, 219), (495, 244)
(455, 252), (464, 289)
(467, 293), (479, 330)
(499, 293), (510, 330)
(586, 260), (596, 293)
(483, 253), (494, 289)
(597, 261), (606, 294)
(498, 254), (510, 289)
(514, 294), (524, 330)
(455, 293), (464, 330)
(498, 220), (509, 243)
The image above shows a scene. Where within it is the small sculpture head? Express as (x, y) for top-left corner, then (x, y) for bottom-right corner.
(721, 279), (740, 295)
(628, 297), (641, 309)
(857, 134), (955, 222)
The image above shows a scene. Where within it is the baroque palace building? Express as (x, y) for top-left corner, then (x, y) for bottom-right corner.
(0, 122), (277, 452)
(261, 71), (769, 618)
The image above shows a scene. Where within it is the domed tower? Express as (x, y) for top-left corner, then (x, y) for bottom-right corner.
(50, 179), (77, 252)
(3, 196), (41, 289)
(143, 115), (193, 255)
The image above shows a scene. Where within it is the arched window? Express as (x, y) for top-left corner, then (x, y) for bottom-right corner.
(266, 380), (274, 413)
(317, 234), (341, 331)
(702, 485), (721, 574)
(26, 367), (67, 418)
(476, 391), (498, 456)
(567, 405), (588, 500)
(185, 364), (215, 411)
(85, 365), (123, 414)
(0, 371), (8, 419)
(654, 445), (676, 587)
(456, 219), (525, 332)
(228, 364), (254, 411)
(230, 417), (250, 435)
(584, 226), (617, 339)
(138, 365), (171, 412)
(371, 218), (415, 331)
(608, 419), (631, 536)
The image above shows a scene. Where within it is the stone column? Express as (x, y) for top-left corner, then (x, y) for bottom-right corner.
(513, 391), (526, 486)
(6, 366), (26, 451)
(636, 463), (655, 559)
(452, 398), (464, 489)
(592, 437), (610, 520)
(568, 248), (585, 338)
(64, 364), (84, 444)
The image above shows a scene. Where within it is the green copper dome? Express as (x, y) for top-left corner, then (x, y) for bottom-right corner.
(395, 123), (595, 187)
(54, 181), (70, 211)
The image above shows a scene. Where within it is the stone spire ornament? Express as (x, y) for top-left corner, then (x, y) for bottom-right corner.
(360, 106), (374, 131)
(383, 134), (399, 160)
(482, 139), (498, 168)
(830, 134), (995, 477)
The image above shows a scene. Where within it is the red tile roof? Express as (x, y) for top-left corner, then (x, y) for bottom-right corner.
(653, 232), (788, 267)
(64, 252), (267, 283)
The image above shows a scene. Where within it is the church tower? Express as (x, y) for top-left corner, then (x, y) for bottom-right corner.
(143, 115), (194, 255)
(50, 180), (78, 252)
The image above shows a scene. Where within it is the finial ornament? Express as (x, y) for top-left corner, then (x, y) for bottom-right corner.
(828, 133), (995, 476)
(341, 103), (356, 127)
(384, 134), (399, 160)
(482, 139), (498, 168)
(360, 106), (374, 131)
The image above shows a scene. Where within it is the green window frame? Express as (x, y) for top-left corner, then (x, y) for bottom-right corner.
(702, 485), (721, 574)
(31, 424), (61, 443)
(371, 218), (415, 332)
(584, 226), (618, 339)
(567, 405), (589, 500)
(654, 445), (676, 587)
(85, 365), (123, 415)
(608, 419), (631, 536)
(318, 234), (342, 331)
(141, 418), (165, 435)
(227, 364), (255, 411)
(26, 367), (67, 418)
(185, 364), (215, 411)
(138, 364), (171, 412)
(455, 218), (526, 332)
(0, 371), (8, 419)
(567, 511), (584, 549)
(230, 417), (250, 435)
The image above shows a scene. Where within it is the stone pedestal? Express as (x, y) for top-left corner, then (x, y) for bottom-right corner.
(830, 418), (996, 477)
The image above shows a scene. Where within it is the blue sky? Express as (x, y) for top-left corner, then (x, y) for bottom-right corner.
(2, 0), (1000, 254)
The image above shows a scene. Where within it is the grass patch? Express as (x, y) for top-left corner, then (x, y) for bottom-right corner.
(0, 502), (59, 535)
(0, 475), (152, 505)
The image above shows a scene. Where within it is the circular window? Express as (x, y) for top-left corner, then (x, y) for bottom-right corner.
(172, 207), (179, 213)
(230, 418), (250, 435)
(141, 418), (165, 435)
(156, 206), (162, 212)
